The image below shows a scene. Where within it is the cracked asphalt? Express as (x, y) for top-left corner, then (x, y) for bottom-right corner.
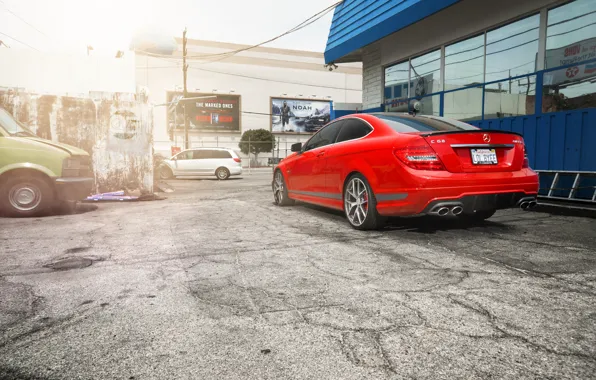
(1, 170), (596, 380)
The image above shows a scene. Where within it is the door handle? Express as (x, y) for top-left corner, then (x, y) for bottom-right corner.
(316, 151), (326, 157)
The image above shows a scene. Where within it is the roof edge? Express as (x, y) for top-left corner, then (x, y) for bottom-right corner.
(324, 0), (461, 64)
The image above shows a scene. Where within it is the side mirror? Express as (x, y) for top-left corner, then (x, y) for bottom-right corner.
(291, 143), (302, 152)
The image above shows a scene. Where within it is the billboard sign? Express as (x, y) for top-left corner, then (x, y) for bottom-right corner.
(167, 91), (241, 132)
(545, 37), (596, 70)
(543, 37), (596, 86)
(271, 97), (331, 133)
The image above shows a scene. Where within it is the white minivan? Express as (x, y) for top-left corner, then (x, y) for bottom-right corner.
(159, 148), (242, 180)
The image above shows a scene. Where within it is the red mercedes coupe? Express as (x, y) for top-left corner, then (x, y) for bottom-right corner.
(272, 113), (539, 230)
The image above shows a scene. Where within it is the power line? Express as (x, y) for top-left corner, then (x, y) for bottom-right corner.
(0, 1), (48, 37)
(0, 31), (39, 51)
(137, 1), (341, 62)
(188, 65), (360, 91)
(143, 55), (360, 91)
(187, 1), (340, 60)
(547, 8), (596, 28)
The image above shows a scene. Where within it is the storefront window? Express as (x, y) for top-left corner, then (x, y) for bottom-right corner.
(484, 75), (536, 118)
(411, 94), (441, 116)
(486, 15), (539, 83)
(444, 87), (483, 121)
(410, 50), (442, 97)
(546, 0), (596, 69)
(445, 34), (484, 90)
(542, 67), (596, 112)
(384, 61), (409, 112)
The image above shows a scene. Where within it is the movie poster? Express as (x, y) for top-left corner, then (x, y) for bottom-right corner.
(271, 97), (331, 134)
(167, 91), (241, 132)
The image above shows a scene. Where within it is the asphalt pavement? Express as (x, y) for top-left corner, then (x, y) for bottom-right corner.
(1, 171), (595, 380)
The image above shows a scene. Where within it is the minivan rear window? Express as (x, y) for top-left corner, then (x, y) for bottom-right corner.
(373, 113), (477, 133)
(212, 150), (232, 159)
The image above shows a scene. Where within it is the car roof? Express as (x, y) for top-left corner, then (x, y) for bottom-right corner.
(186, 147), (232, 150)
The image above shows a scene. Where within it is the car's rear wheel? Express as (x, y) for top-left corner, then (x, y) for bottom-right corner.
(458, 209), (496, 222)
(272, 170), (294, 206)
(0, 176), (53, 217)
(216, 167), (230, 180)
(344, 174), (384, 230)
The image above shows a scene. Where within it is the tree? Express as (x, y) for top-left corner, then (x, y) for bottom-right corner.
(238, 129), (276, 165)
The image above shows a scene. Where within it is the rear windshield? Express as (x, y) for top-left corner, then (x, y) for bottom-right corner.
(373, 113), (478, 133)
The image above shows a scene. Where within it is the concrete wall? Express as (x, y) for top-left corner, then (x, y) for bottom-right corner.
(0, 50), (154, 193)
(362, 43), (383, 110)
(138, 39), (363, 162)
(0, 89), (153, 194)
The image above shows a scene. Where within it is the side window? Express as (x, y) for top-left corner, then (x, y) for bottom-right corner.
(336, 119), (372, 143)
(304, 121), (343, 151)
(177, 151), (194, 160)
(193, 150), (212, 159)
(212, 150), (232, 159)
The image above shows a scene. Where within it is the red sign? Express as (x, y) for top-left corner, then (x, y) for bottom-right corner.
(171, 146), (181, 156)
(566, 66), (579, 78)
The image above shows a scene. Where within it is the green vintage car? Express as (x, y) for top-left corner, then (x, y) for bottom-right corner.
(0, 107), (93, 217)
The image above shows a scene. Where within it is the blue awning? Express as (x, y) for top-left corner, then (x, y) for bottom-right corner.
(325, 0), (461, 64)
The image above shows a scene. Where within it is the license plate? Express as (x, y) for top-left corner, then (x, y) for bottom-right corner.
(471, 149), (498, 165)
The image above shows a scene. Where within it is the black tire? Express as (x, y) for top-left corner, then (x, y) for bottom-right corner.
(458, 209), (496, 222)
(343, 173), (385, 230)
(216, 167), (230, 180)
(0, 175), (54, 217)
(159, 166), (174, 180)
(272, 170), (294, 206)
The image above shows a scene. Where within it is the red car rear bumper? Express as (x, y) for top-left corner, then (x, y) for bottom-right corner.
(375, 170), (539, 216)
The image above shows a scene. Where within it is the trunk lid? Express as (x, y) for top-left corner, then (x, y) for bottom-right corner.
(421, 130), (525, 173)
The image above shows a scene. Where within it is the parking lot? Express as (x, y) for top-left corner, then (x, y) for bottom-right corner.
(1, 170), (595, 380)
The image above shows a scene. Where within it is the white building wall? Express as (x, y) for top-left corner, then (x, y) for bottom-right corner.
(139, 40), (363, 161)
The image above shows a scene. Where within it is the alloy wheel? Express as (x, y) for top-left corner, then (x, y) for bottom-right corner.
(9, 183), (42, 212)
(273, 171), (284, 204)
(345, 177), (368, 227)
(217, 168), (229, 180)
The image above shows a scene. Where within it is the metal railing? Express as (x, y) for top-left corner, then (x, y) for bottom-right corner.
(537, 170), (596, 204)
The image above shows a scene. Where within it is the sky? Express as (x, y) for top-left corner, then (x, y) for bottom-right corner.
(0, 0), (338, 55)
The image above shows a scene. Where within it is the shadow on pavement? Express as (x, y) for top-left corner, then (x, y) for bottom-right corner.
(0, 366), (57, 380)
(0, 203), (98, 219)
(294, 202), (509, 233)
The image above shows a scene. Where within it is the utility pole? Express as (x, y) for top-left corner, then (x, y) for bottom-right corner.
(182, 28), (190, 149)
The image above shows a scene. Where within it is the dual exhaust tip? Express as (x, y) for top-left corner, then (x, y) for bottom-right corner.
(436, 206), (463, 216)
(519, 200), (537, 210)
(433, 199), (537, 216)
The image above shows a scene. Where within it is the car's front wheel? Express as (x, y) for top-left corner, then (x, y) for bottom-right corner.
(272, 170), (294, 206)
(343, 174), (384, 230)
(0, 175), (53, 217)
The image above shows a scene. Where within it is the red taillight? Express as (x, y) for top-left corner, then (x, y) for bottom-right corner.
(522, 146), (529, 168)
(233, 157), (241, 163)
(394, 142), (445, 171)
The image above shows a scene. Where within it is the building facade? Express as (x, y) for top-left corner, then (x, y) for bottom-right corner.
(138, 39), (362, 163)
(325, 0), (596, 174)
